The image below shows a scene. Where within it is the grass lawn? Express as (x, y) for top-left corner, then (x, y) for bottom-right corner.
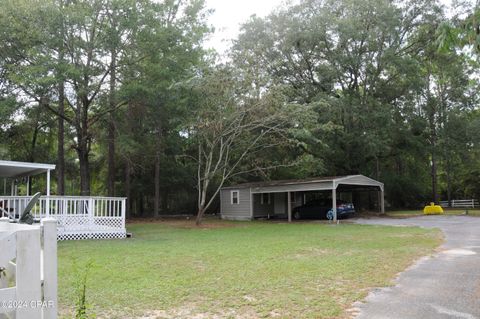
(58, 219), (442, 319)
(386, 208), (480, 218)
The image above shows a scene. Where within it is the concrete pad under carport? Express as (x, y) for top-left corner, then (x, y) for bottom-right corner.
(252, 187), (383, 221)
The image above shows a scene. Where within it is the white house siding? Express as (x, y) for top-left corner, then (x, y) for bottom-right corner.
(220, 188), (252, 220)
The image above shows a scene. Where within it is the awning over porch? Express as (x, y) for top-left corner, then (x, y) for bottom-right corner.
(0, 160), (56, 196)
(0, 160), (56, 178)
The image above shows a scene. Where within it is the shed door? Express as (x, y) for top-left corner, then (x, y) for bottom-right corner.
(273, 193), (287, 215)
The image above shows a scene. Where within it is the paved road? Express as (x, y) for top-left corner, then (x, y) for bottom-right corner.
(353, 215), (480, 319)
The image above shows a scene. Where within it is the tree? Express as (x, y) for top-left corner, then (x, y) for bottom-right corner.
(186, 67), (314, 224)
(0, 0), (113, 195)
(118, 0), (210, 217)
(231, 0), (444, 207)
(0, 0), (210, 200)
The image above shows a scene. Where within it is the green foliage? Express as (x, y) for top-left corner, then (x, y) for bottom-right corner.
(231, 0), (479, 207)
(436, 6), (480, 53)
(0, 0), (478, 212)
(72, 259), (97, 319)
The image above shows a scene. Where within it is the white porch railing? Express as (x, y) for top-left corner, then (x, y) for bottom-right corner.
(439, 199), (479, 208)
(0, 196), (126, 240)
(0, 217), (57, 319)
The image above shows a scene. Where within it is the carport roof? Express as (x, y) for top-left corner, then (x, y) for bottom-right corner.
(222, 175), (384, 192)
(0, 160), (56, 178)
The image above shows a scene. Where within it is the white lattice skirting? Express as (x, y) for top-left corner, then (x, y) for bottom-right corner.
(57, 216), (126, 240)
(58, 230), (126, 241)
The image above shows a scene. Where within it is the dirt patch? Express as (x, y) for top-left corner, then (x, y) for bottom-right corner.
(135, 304), (260, 319)
(290, 247), (331, 259)
(126, 217), (243, 229)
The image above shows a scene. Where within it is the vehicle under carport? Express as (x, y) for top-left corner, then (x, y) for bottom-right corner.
(219, 175), (384, 222)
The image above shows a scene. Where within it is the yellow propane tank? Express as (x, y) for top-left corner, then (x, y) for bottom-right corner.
(423, 202), (444, 215)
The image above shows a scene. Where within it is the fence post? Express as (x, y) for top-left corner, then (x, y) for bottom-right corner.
(41, 218), (58, 319)
(16, 227), (42, 319)
(46, 196), (50, 218)
(0, 216), (9, 227)
(89, 197), (95, 237)
(121, 198), (126, 231)
(0, 217), (10, 289)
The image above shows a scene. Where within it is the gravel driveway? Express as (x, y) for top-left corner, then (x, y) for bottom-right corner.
(353, 215), (480, 319)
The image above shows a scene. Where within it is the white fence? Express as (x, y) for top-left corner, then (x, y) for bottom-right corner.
(0, 217), (57, 319)
(439, 199), (479, 208)
(0, 196), (126, 240)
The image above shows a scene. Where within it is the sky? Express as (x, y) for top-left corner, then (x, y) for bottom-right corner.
(203, 0), (287, 54)
(203, 0), (456, 55)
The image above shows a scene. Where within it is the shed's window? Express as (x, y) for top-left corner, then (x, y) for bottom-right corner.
(231, 190), (239, 204)
(260, 193), (271, 204)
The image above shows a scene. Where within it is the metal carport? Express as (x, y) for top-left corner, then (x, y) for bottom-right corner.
(220, 175), (384, 222)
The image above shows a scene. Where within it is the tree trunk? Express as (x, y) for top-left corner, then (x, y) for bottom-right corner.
(57, 81), (65, 195)
(107, 117), (115, 196)
(29, 123), (39, 163)
(107, 49), (116, 197)
(430, 114), (438, 204)
(57, 4), (65, 196)
(375, 156), (382, 212)
(75, 94), (92, 196)
(446, 164), (452, 207)
(153, 153), (160, 218)
(426, 73), (439, 204)
(125, 160), (131, 218)
(375, 156), (380, 180)
(77, 135), (90, 196)
(431, 143), (438, 204)
(78, 153), (90, 196)
(162, 190), (168, 212)
(196, 183), (208, 225)
(196, 207), (206, 226)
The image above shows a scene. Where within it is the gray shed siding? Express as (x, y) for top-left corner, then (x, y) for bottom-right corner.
(220, 188), (252, 220)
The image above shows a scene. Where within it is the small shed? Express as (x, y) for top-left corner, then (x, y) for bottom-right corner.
(220, 175), (384, 222)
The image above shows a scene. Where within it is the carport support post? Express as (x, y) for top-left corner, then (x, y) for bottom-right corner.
(332, 183), (337, 223)
(380, 187), (385, 215)
(287, 191), (292, 222)
(249, 188), (253, 220)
